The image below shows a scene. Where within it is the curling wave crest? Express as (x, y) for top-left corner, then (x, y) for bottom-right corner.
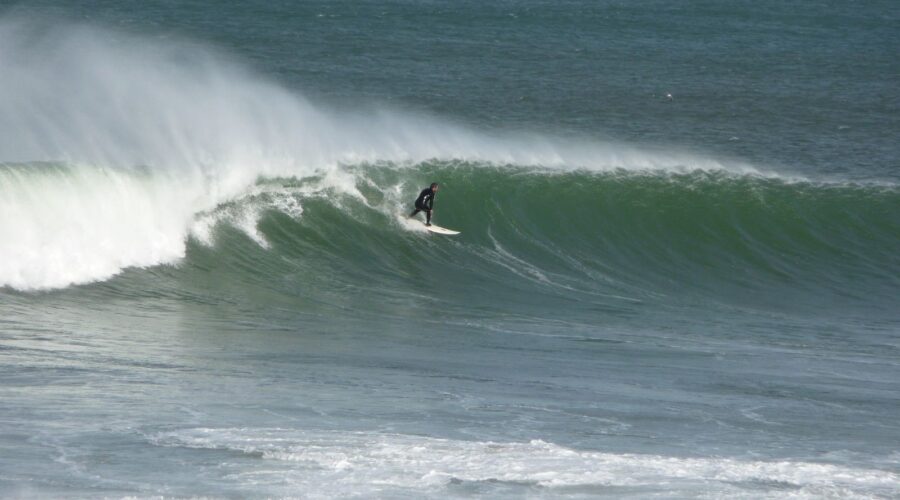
(0, 17), (766, 291)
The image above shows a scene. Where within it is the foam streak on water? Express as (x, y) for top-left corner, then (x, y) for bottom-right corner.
(146, 428), (899, 498)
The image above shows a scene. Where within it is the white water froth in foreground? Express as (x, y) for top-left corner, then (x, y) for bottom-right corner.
(0, 18), (758, 291)
(149, 428), (900, 498)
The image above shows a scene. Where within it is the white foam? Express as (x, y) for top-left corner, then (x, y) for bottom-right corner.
(149, 428), (900, 498)
(0, 17), (767, 290)
(0, 164), (194, 290)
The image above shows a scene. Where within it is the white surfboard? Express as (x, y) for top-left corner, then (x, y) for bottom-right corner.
(421, 221), (460, 235)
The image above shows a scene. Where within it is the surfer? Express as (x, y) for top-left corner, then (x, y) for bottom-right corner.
(410, 182), (438, 226)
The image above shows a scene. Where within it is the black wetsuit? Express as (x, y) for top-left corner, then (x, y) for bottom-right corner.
(410, 187), (436, 224)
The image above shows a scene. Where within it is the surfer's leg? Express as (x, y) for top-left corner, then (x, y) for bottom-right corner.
(425, 210), (432, 225)
(409, 209), (420, 218)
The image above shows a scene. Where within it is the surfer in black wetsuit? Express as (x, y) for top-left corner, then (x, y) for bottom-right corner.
(410, 182), (439, 226)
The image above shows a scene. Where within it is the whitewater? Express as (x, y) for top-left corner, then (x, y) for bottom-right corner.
(1, 3), (899, 499)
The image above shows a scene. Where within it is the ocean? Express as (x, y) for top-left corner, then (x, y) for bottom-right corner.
(1, 1), (898, 498)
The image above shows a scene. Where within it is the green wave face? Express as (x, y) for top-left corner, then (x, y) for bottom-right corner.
(134, 163), (898, 326)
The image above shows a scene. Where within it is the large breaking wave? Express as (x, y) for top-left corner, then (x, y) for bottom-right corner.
(1, 17), (897, 314)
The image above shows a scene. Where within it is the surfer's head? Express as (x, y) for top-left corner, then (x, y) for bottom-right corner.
(431, 182), (439, 191)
